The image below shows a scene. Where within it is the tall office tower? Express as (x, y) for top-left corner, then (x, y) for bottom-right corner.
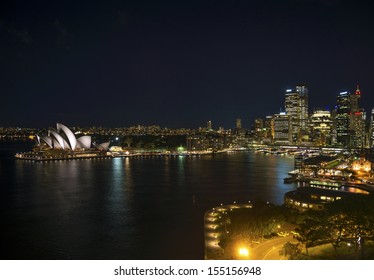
(264, 116), (273, 139)
(254, 118), (263, 131)
(350, 85), (366, 148)
(254, 118), (264, 141)
(272, 112), (291, 145)
(236, 118), (242, 129)
(207, 120), (212, 131)
(310, 109), (332, 146)
(335, 91), (352, 147)
(284, 85), (309, 144)
(330, 108), (337, 145)
(350, 110), (366, 148)
(335, 86), (365, 148)
(370, 108), (374, 148)
(350, 85), (361, 111)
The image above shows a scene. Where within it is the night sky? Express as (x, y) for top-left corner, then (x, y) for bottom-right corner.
(1, 0), (374, 129)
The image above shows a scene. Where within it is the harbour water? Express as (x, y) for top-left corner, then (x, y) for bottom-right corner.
(0, 142), (296, 260)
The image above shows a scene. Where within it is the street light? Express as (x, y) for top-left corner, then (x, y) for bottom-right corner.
(238, 247), (249, 258)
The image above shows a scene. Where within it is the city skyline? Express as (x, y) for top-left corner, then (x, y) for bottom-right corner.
(1, 0), (374, 128)
(0, 83), (372, 130)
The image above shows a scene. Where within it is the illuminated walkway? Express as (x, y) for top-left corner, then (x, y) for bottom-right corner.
(204, 202), (297, 260)
(204, 203), (253, 259)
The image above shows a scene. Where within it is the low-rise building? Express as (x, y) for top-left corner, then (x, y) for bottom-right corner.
(284, 185), (369, 212)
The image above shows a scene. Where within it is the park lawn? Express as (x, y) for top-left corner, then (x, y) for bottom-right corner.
(306, 241), (374, 260)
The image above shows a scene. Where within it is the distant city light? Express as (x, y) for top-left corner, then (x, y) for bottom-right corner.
(286, 89), (292, 92)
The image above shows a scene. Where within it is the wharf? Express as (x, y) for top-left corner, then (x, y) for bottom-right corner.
(15, 150), (228, 161)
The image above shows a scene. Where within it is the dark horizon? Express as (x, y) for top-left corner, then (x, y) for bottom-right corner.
(2, 0), (374, 129)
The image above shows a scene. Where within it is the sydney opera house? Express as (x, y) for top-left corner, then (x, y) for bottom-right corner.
(15, 123), (111, 161)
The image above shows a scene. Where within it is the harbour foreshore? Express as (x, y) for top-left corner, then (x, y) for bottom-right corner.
(14, 148), (232, 161)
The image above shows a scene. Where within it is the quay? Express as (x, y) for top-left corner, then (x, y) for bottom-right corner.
(14, 149), (229, 162)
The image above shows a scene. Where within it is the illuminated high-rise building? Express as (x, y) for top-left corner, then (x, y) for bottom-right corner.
(335, 91), (351, 147)
(334, 86), (365, 148)
(207, 120), (212, 131)
(236, 118), (242, 129)
(272, 112), (291, 145)
(370, 108), (374, 148)
(284, 85), (309, 144)
(254, 118), (263, 131)
(254, 118), (264, 141)
(350, 86), (366, 148)
(264, 116), (273, 138)
(235, 118), (244, 136)
(310, 109), (332, 146)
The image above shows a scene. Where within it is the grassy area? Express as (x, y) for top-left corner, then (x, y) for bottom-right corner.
(304, 241), (374, 260)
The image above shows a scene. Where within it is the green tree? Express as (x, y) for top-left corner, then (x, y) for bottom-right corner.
(325, 195), (374, 257)
(280, 242), (303, 260)
(325, 213), (350, 254)
(294, 218), (326, 255)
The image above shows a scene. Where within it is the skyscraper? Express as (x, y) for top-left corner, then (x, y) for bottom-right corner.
(350, 86), (366, 148)
(236, 118), (242, 129)
(285, 85), (309, 144)
(310, 109), (332, 146)
(272, 112), (291, 145)
(207, 120), (212, 131)
(334, 86), (365, 148)
(370, 108), (374, 148)
(254, 118), (264, 141)
(264, 116), (273, 138)
(335, 91), (351, 147)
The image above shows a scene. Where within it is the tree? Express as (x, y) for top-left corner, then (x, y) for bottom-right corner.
(325, 213), (351, 254)
(294, 218), (326, 255)
(280, 242), (303, 260)
(324, 195), (374, 258)
(124, 137), (132, 148)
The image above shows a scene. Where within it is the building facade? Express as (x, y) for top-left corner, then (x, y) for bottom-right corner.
(334, 86), (366, 148)
(272, 112), (291, 145)
(370, 108), (374, 148)
(285, 85), (309, 144)
(309, 109), (332, 146)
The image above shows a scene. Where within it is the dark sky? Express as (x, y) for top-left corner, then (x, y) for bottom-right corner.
(1, 0), (374, 129)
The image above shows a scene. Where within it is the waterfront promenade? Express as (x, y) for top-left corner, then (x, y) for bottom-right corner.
(204, 203), (251, 259)
(14, 149), (226, 161)
(204, 203), (297, 260)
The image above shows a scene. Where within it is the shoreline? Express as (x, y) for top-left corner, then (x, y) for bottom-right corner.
(14, 148), (236, 162)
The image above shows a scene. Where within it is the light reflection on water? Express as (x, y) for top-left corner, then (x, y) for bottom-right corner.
(1, 145), (297, 260)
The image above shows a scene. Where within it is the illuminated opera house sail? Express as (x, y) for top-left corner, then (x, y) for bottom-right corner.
(15, 123), (110, 161)
(36, 123), (109, 151)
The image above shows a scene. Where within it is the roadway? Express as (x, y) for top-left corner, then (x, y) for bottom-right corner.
(251, 235), (296, 260)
